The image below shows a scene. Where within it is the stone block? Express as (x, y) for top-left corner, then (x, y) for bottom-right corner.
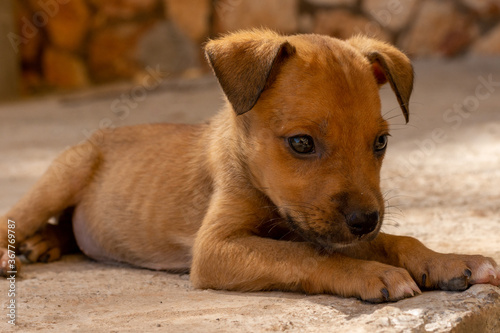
(313, 9), (391, 41)
(136, 21), (200, 75)
(164, 0), (211, 42)
(214, 0), (298, 34)
(42, 47), (89, 89)
(0, 0), (20, 100)
(88, 22), (154, 82)
(400, 0), (479, 57)
(88, 0), (158, 20)
(306, 0), (357, 5)
(14, 1), (44, 65)
(298, 14), (315, 33)
(30, 0), (90, 52)
(471, 23), (500, 55)
(461, 0), (500, 18)
(362, 0), (419, 31)
(20, 69), (43, 95)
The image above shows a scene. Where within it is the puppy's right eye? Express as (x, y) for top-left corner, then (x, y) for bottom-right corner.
(288, 135), (315, 154)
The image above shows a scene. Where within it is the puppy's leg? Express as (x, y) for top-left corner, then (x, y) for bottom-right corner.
(346, 233), (500, 290)
(191, 198), (421, 303)
(0, 140), (99, 275)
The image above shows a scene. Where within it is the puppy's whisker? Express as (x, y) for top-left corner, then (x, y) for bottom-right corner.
(383, 113), (403, 122)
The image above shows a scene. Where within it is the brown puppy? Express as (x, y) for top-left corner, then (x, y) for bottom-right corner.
(1, 30), (499, 302)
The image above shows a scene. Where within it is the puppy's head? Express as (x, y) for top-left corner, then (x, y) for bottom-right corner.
(205, 30), (413, 250)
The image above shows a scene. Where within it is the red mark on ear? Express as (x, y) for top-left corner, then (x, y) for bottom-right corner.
(372, 62), (387, 85)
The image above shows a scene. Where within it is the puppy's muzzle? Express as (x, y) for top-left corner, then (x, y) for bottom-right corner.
(345, 210), (379, 236)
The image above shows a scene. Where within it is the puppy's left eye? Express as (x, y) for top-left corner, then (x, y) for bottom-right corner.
(288, 135), (315, 154)
(374, 134), (388, 152)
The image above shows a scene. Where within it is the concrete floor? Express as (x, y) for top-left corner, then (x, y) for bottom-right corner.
(0, 58), (500, 332)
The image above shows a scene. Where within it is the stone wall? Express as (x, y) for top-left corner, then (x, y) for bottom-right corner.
(11, 0), (500, 94)
(0, 0), (19, 101)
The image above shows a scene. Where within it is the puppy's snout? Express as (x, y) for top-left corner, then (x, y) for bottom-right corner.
(345, 210), (379, 236)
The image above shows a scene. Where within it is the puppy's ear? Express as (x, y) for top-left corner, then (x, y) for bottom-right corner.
(205, 30), (295, 115)
(347, 36), (413, 123)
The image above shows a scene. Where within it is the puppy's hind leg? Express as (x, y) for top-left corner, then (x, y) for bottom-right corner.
(19, 207), (80, 263)
(1, 140), (100, 274)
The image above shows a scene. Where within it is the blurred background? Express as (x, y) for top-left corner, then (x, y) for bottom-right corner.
(1, 0), (499, 99)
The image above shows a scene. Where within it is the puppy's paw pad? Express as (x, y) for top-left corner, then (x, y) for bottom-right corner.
(437, 269), (471, 291)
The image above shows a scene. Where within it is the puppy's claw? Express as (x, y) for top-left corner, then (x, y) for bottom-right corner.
(39, 253), (51, 263)
(381, 288), (389, 301)
(411, 285), (421, 296)
(367, 282), (419, 303)
(411, 281), (422, 296)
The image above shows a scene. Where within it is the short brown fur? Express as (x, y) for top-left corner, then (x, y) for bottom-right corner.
(1, 30), (498, 302)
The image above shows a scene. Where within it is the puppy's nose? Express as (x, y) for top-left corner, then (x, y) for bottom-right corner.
(345, 210), (379, 236)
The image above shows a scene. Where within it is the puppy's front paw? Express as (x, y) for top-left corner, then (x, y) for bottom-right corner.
(468, 257), (500, 286)
(409, 254), (500, 291)
(353, 263), (421, 303)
